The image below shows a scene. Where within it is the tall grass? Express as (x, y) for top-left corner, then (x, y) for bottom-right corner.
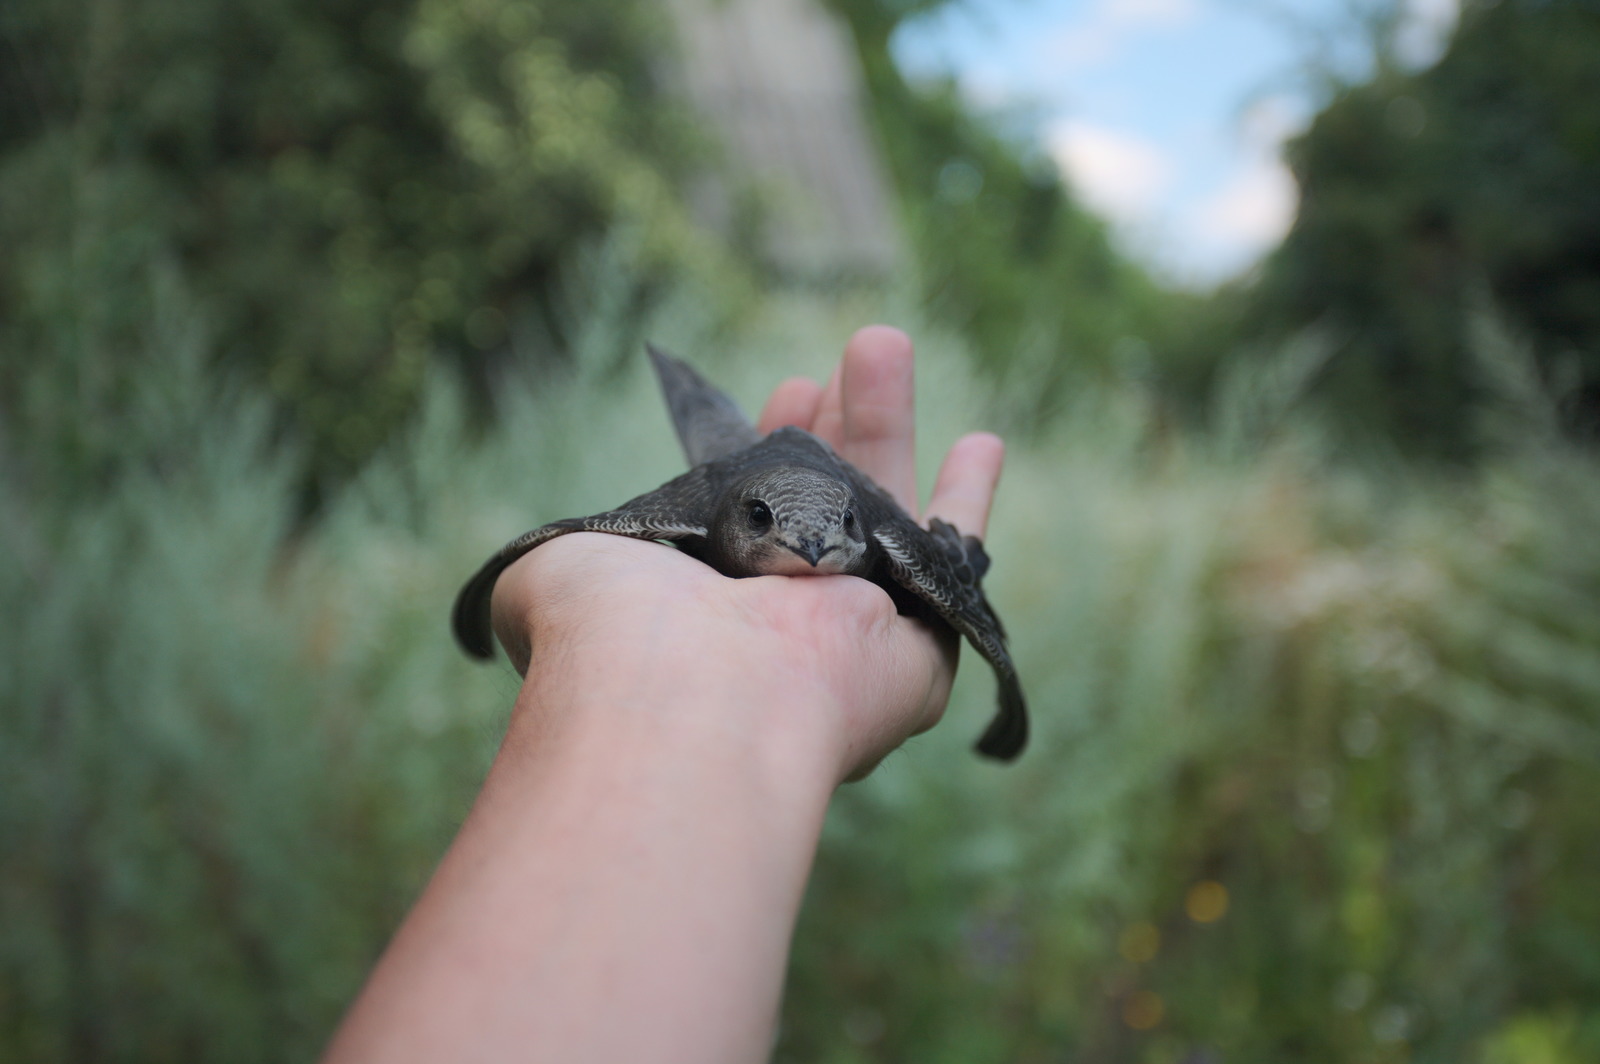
(3, 276), (1598, 1063)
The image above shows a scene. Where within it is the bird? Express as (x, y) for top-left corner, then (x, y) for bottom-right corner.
(452, 344), (1027, 761)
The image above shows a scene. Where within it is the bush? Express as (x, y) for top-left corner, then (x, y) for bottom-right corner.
(4, 272), (1598, 1061)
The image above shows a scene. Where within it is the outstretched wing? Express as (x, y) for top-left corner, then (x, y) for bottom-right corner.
(452, 467), (717, 660)
(647, 343), (761, 465)
(873, 517), (1028, 761)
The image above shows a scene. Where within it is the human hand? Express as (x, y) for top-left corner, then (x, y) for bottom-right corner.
(325, 330), (1004, 1061)
(490, 326), (1005, 784)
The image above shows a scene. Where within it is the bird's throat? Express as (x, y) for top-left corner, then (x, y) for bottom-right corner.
(753, 551), (854, 576)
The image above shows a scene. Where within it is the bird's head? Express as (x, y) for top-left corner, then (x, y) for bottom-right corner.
(713, 467), (869, 576)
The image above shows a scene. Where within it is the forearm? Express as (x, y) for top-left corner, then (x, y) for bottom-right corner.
(323, 647), (840, 1064)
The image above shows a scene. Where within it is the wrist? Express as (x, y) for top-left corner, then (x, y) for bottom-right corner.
(507, 606), (850, 798)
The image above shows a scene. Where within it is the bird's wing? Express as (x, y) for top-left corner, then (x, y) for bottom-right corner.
(873, 517), (1028, 761)
(452, 467), (717, 660)
(647, 343), (761, 465)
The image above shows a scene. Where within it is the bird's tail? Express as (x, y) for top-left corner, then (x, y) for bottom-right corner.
(974, 675), (1028, 761)
(646, 343), (761, 465)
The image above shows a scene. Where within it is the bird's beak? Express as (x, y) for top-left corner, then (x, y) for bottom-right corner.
(787, 539), (830, 567)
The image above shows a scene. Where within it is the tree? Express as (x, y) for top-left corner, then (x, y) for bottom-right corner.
(0, 0), (728, 492)
(1249, 0), (1600, 454)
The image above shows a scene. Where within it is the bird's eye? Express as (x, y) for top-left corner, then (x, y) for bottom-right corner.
(747, 501), (772, 530)
(842, 508), (855, 528)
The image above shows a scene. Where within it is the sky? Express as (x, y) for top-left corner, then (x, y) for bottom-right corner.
(890, 0), (1461, 287)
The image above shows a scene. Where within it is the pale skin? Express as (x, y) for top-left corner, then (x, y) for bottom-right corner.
(321, 326), (1006, 1064)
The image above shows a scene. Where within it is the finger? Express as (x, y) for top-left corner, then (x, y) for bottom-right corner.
(809, 361), (845, 449)
(757, 377), (825, 434)
(905, 620), (959, 738)
(839, 325), (919, 514)
(841, 614), (956, 783)
(923, 432), (1005, 540)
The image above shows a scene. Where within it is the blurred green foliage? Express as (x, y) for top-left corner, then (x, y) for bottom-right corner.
(0, 0), (731, 492)
(1246, 0), (1600, 456)
(6, 0), (1600, 1060)
(5, 282), (1599, 1061)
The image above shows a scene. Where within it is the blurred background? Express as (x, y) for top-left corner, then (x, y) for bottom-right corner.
(3, 0), (1599, 1059)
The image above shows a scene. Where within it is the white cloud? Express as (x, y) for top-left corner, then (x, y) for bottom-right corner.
(1045, 0), (1201, 68)
(1396, 0), (1460, 68)
(1239, 94), (1304, 147)
(1046, 119), (1172, 227)
(1194, 157), (1297, 250)
(955, 65), (1020, 111)
(1048, 23), (1120, 68)
(1103, 0), (1200, 26)
(1184, 96), (1304, 279)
